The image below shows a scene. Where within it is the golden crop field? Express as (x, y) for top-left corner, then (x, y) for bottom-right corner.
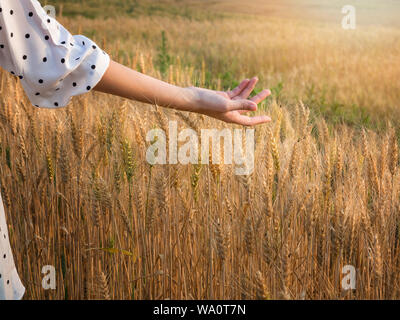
(1, 0), (400, 299)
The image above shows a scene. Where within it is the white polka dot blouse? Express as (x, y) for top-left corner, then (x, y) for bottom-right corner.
(0, 192), (25, 300)
(0, 0), (111, 300)
(0, 0), (111, 109)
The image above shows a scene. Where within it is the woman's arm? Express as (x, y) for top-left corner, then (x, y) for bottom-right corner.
(94, 60), (272, 126)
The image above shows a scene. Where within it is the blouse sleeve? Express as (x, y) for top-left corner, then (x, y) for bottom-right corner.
(0, 0), (110, 108)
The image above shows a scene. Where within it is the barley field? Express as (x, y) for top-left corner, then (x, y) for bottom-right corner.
(1, 0), (400, 299)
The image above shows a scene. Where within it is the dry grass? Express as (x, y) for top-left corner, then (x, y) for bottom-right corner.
(2, 64), (400, 299)
(57, 4), (400, 128)
(1, 0), (400, 300)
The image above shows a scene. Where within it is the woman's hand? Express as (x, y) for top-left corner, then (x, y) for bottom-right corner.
(184, 77), (272, 126)
(94, 61), (271, 126)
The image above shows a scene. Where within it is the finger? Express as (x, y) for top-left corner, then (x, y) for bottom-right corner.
(234, 77), (258, 100)
(250, 89), (271, 104)
(227, 99), (257, 112)
(238, 109), (252, 114)
(227, 79), (250, 99)
(231, 114), (272, 126)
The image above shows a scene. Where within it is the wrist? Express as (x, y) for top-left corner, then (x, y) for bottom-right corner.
(181, 86), (200, 112)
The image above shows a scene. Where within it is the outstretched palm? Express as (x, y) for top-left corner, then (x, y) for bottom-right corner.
(186, 77), (272, 126)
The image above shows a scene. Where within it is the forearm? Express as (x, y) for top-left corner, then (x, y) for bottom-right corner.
(94, 60), (196, 111)
(93, 59), (271, 126)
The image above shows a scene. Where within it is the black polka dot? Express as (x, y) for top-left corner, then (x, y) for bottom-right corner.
(92, 45), (97, 49)
(61, 58), (65, 63)
(61, 41), (66, 44)
(91, 65), (96, 70)
(39, 79), (43, 84)
(10, 32), (13, 37)
(29, 12), (33, 17)
(43, 57), (47, 62)
(10, 10), (13, 15)
(45, 35), (50, 40)
(23, 55), (27, 60)
(35, 92), (40, 96)
(47, 19), (51, 23)
(54, 102), (59, 107)
(87, 86), (91, 90)
(19, 75), (23, 80)
(3, 254), (6, 258)
(25, 33), (30, 39)
(72, 82), (77, 87)
(0, 45), (4, 49)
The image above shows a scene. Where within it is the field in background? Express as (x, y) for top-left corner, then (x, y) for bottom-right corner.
(203, 0), (400, 27)
(51, 0), (400, 129)
(1, 0), (400, 299)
